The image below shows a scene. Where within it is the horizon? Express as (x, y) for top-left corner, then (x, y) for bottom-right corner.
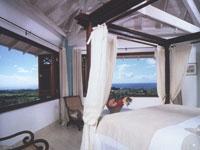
(112, 82), (156, 84)
(0, 45), (156, 90)
(0, 83), (157, 90)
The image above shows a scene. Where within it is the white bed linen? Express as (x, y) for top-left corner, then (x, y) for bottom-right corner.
(149, 115), (200, 150)
(94, 133), (129, 150)
(94, 104), (200, 150)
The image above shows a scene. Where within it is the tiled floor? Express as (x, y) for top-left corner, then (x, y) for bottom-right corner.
(34, 122), (82, 150)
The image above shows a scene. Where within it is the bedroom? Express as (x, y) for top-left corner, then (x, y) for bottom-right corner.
(0, 0), (200, 150)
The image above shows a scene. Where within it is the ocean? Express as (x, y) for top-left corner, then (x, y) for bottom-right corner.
(112, 83), (157, 90)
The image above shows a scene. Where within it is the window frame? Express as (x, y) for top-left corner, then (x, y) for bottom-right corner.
(0, 27), (60, 114)
(82, 52), (158, 97)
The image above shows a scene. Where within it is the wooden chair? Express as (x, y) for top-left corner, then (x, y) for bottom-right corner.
(0, 130), (49, 150)
(63, 96), (84, 131)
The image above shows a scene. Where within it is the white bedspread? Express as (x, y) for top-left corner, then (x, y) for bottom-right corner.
(94, 104), (200, 150)
(149, 115), (200, 150)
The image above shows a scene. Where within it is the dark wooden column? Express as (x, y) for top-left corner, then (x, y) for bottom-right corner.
(85, 22), (92, 94)
(164, 44), (170, 104)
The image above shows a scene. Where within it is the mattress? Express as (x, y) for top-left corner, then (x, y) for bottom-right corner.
(94, 104), (200, 150)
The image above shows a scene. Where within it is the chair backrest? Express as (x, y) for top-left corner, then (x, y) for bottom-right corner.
(64, 96), (83, 111)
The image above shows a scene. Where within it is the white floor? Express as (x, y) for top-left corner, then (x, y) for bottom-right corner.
(33, 122), (82, 150)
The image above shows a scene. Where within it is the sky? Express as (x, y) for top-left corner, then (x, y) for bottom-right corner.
(112, 57), (156, 84)
(0, 46), (38, 90)
(0, 45), (156, 89)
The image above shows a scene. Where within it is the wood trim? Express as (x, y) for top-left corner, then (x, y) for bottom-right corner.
(75, 0), (158, 28)
(108, 24), (166, 46)
(81, 55), (87, 96)
(89, 0), (147, 25)
(164, 44), (170, 104)
(0, 26), (57, 54)
(107, 0), (158, 24)
(0, 97), (59, 114)
(75, 13), (90, 29)
(75, 0), (165, 46)
(167, 31), (200, 45)
(118, 36), (157, 47)
(117, 52), (154, 58)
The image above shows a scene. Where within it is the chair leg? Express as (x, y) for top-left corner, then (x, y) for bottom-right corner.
(67, 121), (72, 127)
(76, 120), (84, 131)
(77, 125), (82, 131)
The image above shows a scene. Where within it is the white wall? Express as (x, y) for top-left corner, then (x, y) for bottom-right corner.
(125, 97), (162, 109)
(102, 97), (162, 115)
(182, 43), (200, 107)
(0, 99), (59, 146)
(0, 1), (62, 146)
(0, 0), (63, 51)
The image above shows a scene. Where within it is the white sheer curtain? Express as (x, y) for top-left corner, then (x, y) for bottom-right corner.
(72, 49), (83, 104)
(59, 47), (69, 125)
(81, 24), (117, 150)
(155, 46), (166, 103)
(170, 44), (192, 103)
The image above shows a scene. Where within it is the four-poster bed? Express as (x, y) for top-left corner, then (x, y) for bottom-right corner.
(75, 0), (200, 150)
(75, 0), (200, 104)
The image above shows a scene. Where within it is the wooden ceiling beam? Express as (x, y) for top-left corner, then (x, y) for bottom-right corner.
(75, 13), (90, 29)
(108, 24), (166, 46)
(182, 0), (200, 26)
(23, 45), (32, 54)
(156, 0), (168, 28)
(114, 12), (142, 25)
(36, 49), (43, 56)
(17, 0), (66, 37)
(8, 39), (18, 50)
(107, 0), (158, 24)
(167, 31), (200, 45)
(44, 0), (67, 16)
(138, 5), (200, 33)
(64, 9), (81, 33)
(0, 27), (56, 54)
(89, 0), (146, 25)
(76, 0), (158, 28)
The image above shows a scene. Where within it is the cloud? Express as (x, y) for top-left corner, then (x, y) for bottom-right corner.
(17, 67), (29, 73)
(117, 64), (132, 79)
(146, 58), (155, 65)
(123, 72), (134, 78)
(30, 64), (38, 72)
(31, 68), (37, 71)
(146, 58), (156, 68)
(118, 64), (130, 71)
(132, 73), (156, 81)
(0, 74), (38, 89)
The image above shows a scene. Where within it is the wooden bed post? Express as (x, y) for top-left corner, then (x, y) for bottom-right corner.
(165, 44), (170, 104)
(86, 22), (92, 94)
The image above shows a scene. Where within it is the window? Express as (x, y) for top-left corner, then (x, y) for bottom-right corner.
(81, 52), (157, 98)
(111, 53), (157, 98)
(0, 46), (59, 113)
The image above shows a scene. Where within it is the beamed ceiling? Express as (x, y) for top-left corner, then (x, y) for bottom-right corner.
(0, 0), (200, 55)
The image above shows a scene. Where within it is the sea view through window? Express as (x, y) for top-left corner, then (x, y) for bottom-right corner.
(110, 57), (157, 98)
